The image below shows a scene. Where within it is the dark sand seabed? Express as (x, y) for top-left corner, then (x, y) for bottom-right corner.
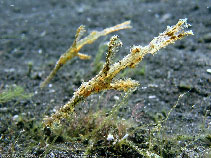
(0, 0), (210, 157)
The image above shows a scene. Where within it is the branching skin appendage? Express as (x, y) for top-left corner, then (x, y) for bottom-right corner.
(44, 19), (193, 126)
(40, 21), (132, 88)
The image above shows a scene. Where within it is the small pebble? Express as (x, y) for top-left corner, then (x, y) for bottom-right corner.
(121, 133), (129, 140)
(149, 95), (156, 99)
(12, 115), (19, 121)
(148, 84), (158, 88)
(206, 69), (211, 74)
(107, 133), (114, 141)
(114, 96), (119, 101)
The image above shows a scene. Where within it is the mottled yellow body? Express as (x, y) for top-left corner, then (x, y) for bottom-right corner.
(40, 21), (132, 88)
(44, 19), (193, 126)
